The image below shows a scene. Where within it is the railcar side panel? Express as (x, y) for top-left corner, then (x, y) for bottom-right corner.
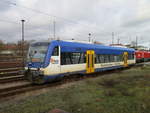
(60, 64), (86, 74)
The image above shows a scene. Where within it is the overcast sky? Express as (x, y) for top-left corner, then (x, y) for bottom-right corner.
(0, 0), (150, 45)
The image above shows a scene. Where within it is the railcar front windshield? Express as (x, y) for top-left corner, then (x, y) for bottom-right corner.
(27, 42), (49, 62)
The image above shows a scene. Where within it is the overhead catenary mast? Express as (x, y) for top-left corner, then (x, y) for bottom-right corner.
(112, 32), (114, 44)
(88, 33), (91, 42)
(136, 36), (138, 49)
(117, 38), (120, 44)
(53, 20), (56, 39)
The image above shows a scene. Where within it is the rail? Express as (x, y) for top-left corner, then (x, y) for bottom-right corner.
(0, 62), (23, 68)
(0, 56), (23, 62)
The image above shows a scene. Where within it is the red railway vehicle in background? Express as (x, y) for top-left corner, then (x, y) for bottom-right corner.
(148, 51), (150, 61)
(135, 50), (150, 62)
(144, 51), (150, 61)
(135, 51), (144, 63)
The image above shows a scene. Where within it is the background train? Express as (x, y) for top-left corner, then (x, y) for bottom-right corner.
(25, 40), (148, 84)
(135, 50), (150, 62)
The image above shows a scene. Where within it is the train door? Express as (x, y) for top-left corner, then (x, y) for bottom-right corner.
(49, 46), (61, 74)
(123, 52), (128, 67)
(86, 50), (95, 73)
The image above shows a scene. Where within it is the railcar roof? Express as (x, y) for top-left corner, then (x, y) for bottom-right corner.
(51, 40), (135, 52)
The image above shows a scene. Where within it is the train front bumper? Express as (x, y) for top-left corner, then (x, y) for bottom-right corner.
(24, 69), (45, 84)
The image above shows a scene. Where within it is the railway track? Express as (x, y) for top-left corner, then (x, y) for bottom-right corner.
(0, 71), (21, 77)
(0, 61), (23, 69)
(0, 67), (24, 83)
(0, 73), (85, 101)
(0, 56), (22, 62)
(0, 62), (146, 101)
(0, 67), (22, 72)
(0, 75), (25, 83)
(0, 81), (62, 101)
(0, 67), (23, 79)
(0, 82), (32, 99)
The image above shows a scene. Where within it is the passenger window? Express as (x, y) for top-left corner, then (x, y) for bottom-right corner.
(104, 55), (109, 63)
(61, 52), (86, 65)
(109, 55), (114, 62)
(52, 46), (59, 56)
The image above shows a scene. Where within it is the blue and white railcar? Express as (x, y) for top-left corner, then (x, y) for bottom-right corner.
(25, 40), (135, 84)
